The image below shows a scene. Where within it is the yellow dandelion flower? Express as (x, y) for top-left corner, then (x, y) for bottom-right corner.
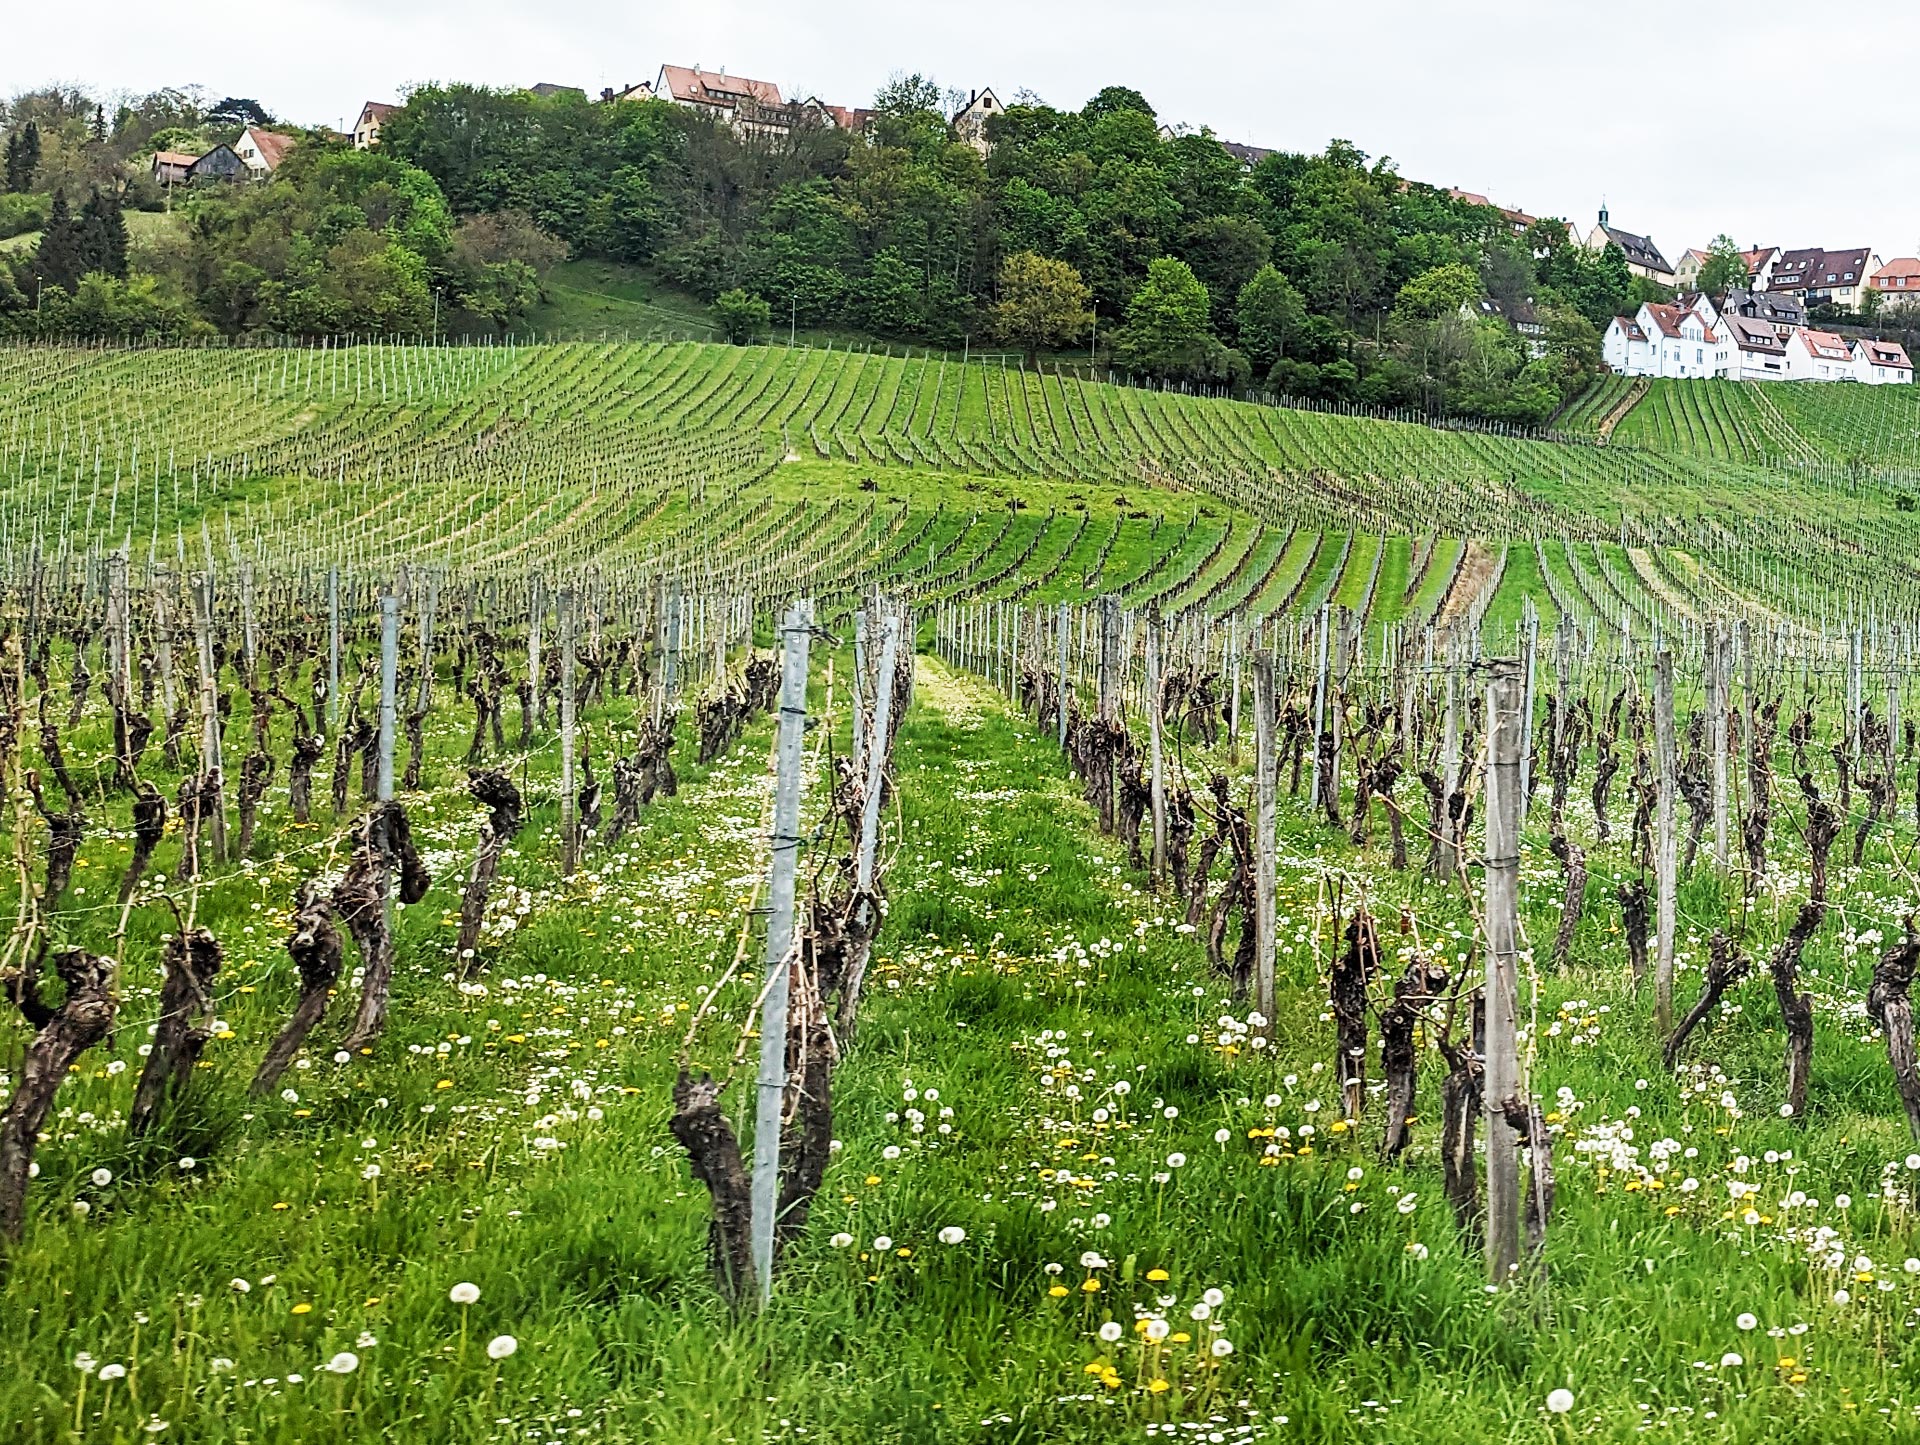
(1082, 1278), (1101, 1293)
(1146, 1268), (1169, 1281)
(291, 1303), (312, 1315)
(1147, 1379), (1170, 1394)
(1049, 1285), (1069, 1298)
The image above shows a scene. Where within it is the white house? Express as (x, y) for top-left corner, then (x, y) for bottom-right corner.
(1603, 298), (1732, 378)
(234, 126), (294, 175)
(352, 102), (396, 151)
(1853, 338), (1913, 385)
(653, 65), (790, 134)
(1784, 328), (1857, 381)
(1721, 314), (1788, 381)
(952, 88), (1003, 155)
(1742, 246), (1782, 291)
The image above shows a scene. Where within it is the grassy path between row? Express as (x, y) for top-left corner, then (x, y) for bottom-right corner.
(15, 654), (1920, 1441)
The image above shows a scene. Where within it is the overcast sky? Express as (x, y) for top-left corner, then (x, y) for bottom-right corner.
(11, 0), (1920, 262)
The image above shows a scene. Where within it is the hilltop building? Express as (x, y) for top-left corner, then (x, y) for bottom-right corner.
(1583, 206), (1676, 286)
(1766, 247), (1881, 310)
(352, 101), (397, 150)
(952, 89), (1003, 155)
(234, 126), (294, 175)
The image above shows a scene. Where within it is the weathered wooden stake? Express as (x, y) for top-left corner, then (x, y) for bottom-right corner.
(1654, 648), (1678, 1031)
(1483, 656), (1524, 1283)
(1252, 654), (1277, 1038)
(751, 600), (812, 1307)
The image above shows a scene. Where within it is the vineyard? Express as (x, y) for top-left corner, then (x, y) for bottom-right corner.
(8, 339), (1920, 1443)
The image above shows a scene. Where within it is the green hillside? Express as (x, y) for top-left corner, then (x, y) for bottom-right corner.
(4, 339), (1917, 634)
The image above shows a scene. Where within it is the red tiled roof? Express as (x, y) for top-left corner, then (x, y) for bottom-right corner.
(657, 65), (782, 109)
(152, 150), (198, 167)
(1797, 329), (1852, 361)
(245, 127), (295, 170)
(1857, 339), (1912, 370)
(1873, 258), (1920, 284)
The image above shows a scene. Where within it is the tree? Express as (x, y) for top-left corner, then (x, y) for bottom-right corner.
(89, 105), (105, 144)
(711, 287), (771, 344)
(3, 122), (40, 193)
(76, 188), (128, 280)
(1082, 86), (1155, 121)
(32, 190), (82, 293)
(205, 97), (271, 130)
(873, 73), (943, 117)
(1235, 264), (1307, 371)
(990, 251), (1093, 363)
(1393, 262), (1481, 321)
(1116, 256), (1213, 379)
(1697, 234), (1747, 296)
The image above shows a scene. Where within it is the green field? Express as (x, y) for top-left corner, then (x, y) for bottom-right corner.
(8, 339), (1920, 1443)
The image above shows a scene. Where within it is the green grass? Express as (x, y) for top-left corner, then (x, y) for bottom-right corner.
(22, 647), (1920, 1443)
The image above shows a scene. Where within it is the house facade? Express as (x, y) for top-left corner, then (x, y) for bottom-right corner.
(150, 151), (196, 186)
(1583, 207), (1676, 285)
(1853, 338), (1913, 384)
(1871, 258), (1920, 298)
(1461, 296), (1550, 357)
(1721, 287), (1805, 338)
(1603, 297), (1731, 377)
(1721, 314), (1788, 380)
(352, 102), (396, 150)
(1767, 247), (1881, 310)
(952, 88), (1003, 154)
(653, 65), (791, 134)
(1784, 328), (1856, 380)
(186, 145), (246, 183)
(234, 126), (294, 175)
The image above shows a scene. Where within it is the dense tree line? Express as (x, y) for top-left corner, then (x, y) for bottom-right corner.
(0, 75), (1639, 419)
(376, 78), (1627, 420)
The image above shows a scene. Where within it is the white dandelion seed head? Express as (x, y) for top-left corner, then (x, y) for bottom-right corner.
(938, 1226), (967, 1245)
(324, 1352), (359, 1375)
(486, 1335), (518, 1360)
(449, 1282), (481, 1305)
(1545, 1388), (1573, 1414)
(1098, 1321), (1123, 1343)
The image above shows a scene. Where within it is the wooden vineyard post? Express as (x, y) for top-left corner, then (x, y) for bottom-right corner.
(1055, 601), (1069, 749)
(528, 572), (545, 733)
(1483, 657), (1523, 1283)
(840, 608), (903, 1029)
(664, 585), (683, 704)
(377, 592), (398, 802)
(1654, 648), (1678, 1032)
(240, 561), (258, 687)
(1252, 653), (1277, 1040)
(1147, 614), (1166, 885)
(326, 566), (339, 736)
(191, 574), (229, 863)
(850, 606), (869, 780)
(151, 570), (177, 736)
(1098, 597), (1120, 723)
(1309, 604), (1329, 810)
(559, 589), (577, 877)
(1518, 601), (1538, 810)
(1709, 620), (1729, 872)
(752, 599), (812, 1308)
(1228, 612), (1242, 766)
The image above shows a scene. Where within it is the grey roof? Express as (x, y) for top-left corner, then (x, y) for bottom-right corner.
(1723, 314), (1785, 353)
(1601, 225), (1674, 276)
